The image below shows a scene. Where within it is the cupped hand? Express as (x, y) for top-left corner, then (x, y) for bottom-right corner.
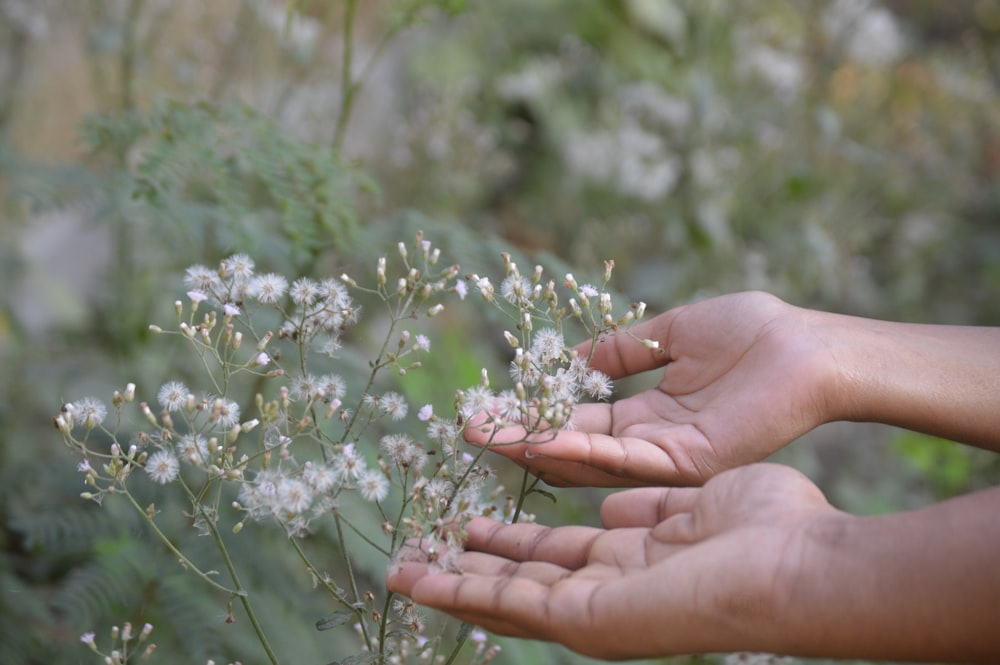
(386, 463), (837, 660)
(465, 291), (839, 486)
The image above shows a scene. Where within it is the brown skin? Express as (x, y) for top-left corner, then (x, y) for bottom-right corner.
(386, 291), (1000, 661)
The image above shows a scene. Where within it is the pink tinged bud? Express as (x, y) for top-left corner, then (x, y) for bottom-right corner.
(377, 256), (387, 284)
(417, 404), (433, 421)
(81, 632), (97, 650)
(599, 292), (612, 314)
(139, 623), (153, 641)
(254, 352), (269, 367)
(179, 322), (194, 337)
(397, 277), (407, 294)
(565, 273), (578, 290)
(521, 311), (532, 331)
(533, 264), (543, 283)
(255, 331), (272, 351)
(187, 290), (208, 304)
(140, 402), (157, 425)
(124, 383), (136, 402)
(174, 300), (183, 315)
(569, 298), (582, 317)
(54, 414), (70, 433)
(110, 443), (121, 457)
(232, 331), (243, 349)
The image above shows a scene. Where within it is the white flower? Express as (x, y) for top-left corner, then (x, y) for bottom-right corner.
(73, 397), (107, 429)
(187, 290), (208, 304)
(454, 280), (468, 300)
(302, 462), (338, 493)
(333, 444), (366, 481)
(380, 392), (408, 421)
(317, 374), (346, 401)
(358, 469), (389, 503)
(157, 381), (189, 412)
(461, 386), (493, 418)
(223, 302), (241, 317)
(530, 328), (565, 364)
(380, 434), (413, 465)
(277, 478), (313, 515)
(248, 273), (288, 304)
(290, 374), (319, 401)
(212, 398), (240, 428)
(176, 434), (209, 466)
(417, 404), (433, 421)
(582, 369), (613, 400)
(184, 264), (220, 292)
(500, 275), (531, 304)
(414, 334), (430, 351)
(223, 253), (255, 281)
(145, 450), (179, 484)
(290, 277), (320, 306)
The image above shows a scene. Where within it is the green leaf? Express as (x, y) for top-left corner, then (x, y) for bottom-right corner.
(315, 610), (355, 631)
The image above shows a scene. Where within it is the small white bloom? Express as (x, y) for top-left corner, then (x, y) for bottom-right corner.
(223, 253), (256, 280)
(157, 381), (189, 412)
(417, 404), (433, 421)
(248, 273), (288, 304)
(145, 451), (180, 484)
(187, 290), (208, 304)
(454, 280), (468, 300)
(582, 369), (613, 400)
(223, 302), (241, 317)
(414, 334), (431, 351)
(184, 264), (220, 292)
(277, 478), (313, 515)
(358, 469), (389, 503)
(380, 392), (408, 421)
(290, 277), (320, 306)
(73, 397), (107, 429)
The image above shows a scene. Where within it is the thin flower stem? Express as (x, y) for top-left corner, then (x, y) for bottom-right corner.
(332, 0), (358, 151)
(120, 488), (237, 596)
(286, 536), (359, 612)
(176, 477), (282, 665)
(333, 509), (374, 650)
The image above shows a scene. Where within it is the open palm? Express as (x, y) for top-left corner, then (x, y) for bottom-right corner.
(387, 464), (832, 659)
(466, 292), (837, 486)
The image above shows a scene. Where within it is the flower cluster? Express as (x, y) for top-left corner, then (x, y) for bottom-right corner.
(80, 621), (155, 665)
(54, 233), (646, 665)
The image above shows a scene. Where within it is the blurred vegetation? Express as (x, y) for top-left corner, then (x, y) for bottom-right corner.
(1, 0), (999, 663)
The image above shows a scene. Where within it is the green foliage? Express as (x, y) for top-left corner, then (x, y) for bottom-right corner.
(893, 431), (1000, 500)
(82, 100), (367, 268)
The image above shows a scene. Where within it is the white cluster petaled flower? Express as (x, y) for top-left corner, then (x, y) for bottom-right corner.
(581, 368), (613, 400)
(530, 328), (565, 364)
(145, 450), (180, 484)
(380, 392), (408, 421)
(177, 434), (210, 466)
(157, 381), (188, 412)
(317, 374), (346, 401)
(290, 374), (320, 401)
(223, 253), (255, 281)
(417, 404), (433, 421)
(358, 469), (389, 503)
(302, 461), (339, 493)
(72, 397), (107, 429)
(184, 264), (221, 292)
(333, 444), (366, 481)
(248, 273), (288, 304)
(500, 275), (531, 305)
(211, 398), (240, 428)
(290, 277), (320, 306)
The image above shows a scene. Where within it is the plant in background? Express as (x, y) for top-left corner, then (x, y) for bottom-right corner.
(53, 230), (648, 665)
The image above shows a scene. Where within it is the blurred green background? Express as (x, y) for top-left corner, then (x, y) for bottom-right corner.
(1, 1), (999, 663)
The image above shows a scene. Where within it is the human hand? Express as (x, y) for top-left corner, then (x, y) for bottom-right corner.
(466, 291), (840, 486)
(386, 464), (835, 660)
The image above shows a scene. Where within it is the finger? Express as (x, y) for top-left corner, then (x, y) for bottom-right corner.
(600, 486), (700, 528)
(572, 309), (677, 379)
(464, 517), (604, 569)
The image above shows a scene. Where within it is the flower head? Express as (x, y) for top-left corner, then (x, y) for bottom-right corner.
(248, 273), (288, 304)
(72, 397), (107, 429)
(145, 450), (180, 484)
(157, 381), (189, 412)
